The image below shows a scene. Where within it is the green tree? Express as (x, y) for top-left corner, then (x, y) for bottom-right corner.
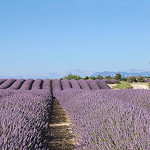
(89, 76), (96, 80)
(127, 76), (136, 83)
(97, 75), (103, 79)
(104, 75), (112, 79)
(84, 76), (89, 80)
(114, 73), (122, 81)
(63, 74), (81, 80)
(136, 75), (145, 82)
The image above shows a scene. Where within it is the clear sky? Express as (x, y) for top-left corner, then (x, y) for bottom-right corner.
(0, 0), (150, 75)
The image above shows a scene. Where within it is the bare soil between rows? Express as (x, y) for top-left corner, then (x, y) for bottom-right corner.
(49, 99), (76, 150)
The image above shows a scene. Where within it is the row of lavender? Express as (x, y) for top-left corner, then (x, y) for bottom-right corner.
(0, 78), (111, 92)
(0, 89), (53, 149)
(0, 79), (51, 91)
(55, 89), (150, 150)
(53, 79), (110, 93)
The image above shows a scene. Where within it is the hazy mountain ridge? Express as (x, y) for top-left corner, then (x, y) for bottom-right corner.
(0, 69), (150, 79)
(92, 71), (150, 78)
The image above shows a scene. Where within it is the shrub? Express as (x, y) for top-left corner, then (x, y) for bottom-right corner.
(89, 76), (96, 80)
(114, 73), (122, 81)
(84, 76), (89, 80)
(127, 76), (136, 83)
(64, 74), (81, 80)
(121, 77), (127, 81)
(136, 75), (145, 82)
(97, 75), (103, 80)
(104, 75), (112, 79)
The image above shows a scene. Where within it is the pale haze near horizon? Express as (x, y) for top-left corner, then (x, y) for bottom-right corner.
(0, 0), (150, 76)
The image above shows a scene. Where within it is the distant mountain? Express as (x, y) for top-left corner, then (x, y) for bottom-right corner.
(0, 75), (12, 79)
(48, 69), (95, 79)
(1, 69), (150, 79)
(2, 69), (95, 79)
(91, 71), (150, 78)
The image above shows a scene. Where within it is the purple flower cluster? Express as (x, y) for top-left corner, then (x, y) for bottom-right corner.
(0, 90), (52, 149)
(19, 79), (34, 90)
(55, 89), (150, 150)
(61, 79), (72, 90)
(77, 79), (91, 90)
(52, 79), (62, 92)
(52, 79), (62, 97)
(86, 79), (100, 90)
(0, 79), (7, 85)
(95, 79), (110, 89)
(31, 79), (43, 90)
(0, 79), (16, 89)
(102, 79), (120, 84)
(145, 79), (150, 83)
(8, 79), (25, 90)
(0, 79), (110, 91)
(70, 79), (81, 89)
(42, 79), (51, 92)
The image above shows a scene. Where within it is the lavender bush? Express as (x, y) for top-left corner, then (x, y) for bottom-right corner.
(61, 79), (71, 90)
(103, 79), (120, 84)
(52, 79), (62, 91)
(145, 79), (150, 83)
(78, 79), (91, 90)
(0, 79), (16, 89)
(55, 89), (150, 150)
(86, 79), (100, 90)
(19, 79), (34, 90)
(95, 79), (110, 89)
(42, 79), (51, 92)
(31, 79), (43, 90)
(0, 79), (7, 85)
(70, 79), (81, 89)
(0, 90), (52, 149)
(8, 79), (25, 90)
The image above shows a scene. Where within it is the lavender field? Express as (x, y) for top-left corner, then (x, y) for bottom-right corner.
(0, 79), (150, 149)
(55, 89), (150, 149)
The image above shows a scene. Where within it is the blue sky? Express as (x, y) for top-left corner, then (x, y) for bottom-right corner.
(0, 0), (150, 75)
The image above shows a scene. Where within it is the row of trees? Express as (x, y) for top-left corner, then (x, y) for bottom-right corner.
(63, 73), (122, 80)
(63, 73), (149, 83)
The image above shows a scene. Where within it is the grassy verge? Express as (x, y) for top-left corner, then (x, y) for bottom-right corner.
(111, 81), (133, 89)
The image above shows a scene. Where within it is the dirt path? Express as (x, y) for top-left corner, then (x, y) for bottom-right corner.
(49, 99), (76, 150)
(130, 82), (149, 89)
(107, 84), (117, 88)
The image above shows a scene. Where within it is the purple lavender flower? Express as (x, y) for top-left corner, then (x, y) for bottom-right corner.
(31, 79), (43, 90)
(8, 79), (25, 90)
(77, 79), (91, 90)
(70, 79), (81, 89)
(86, 79), (100, 90)
(0, 79), (7, 85)
(95, 79), (110, 89)
(0, 79), (16, 89)
(0, 90), (52, 149)
(61, 79), (71, 90)
(19, 79), (34, 90)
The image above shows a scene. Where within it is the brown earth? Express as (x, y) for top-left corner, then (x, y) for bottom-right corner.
(49, 99), (76, 150)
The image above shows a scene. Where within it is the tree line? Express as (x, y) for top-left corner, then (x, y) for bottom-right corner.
(62, 73), (150, 83)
